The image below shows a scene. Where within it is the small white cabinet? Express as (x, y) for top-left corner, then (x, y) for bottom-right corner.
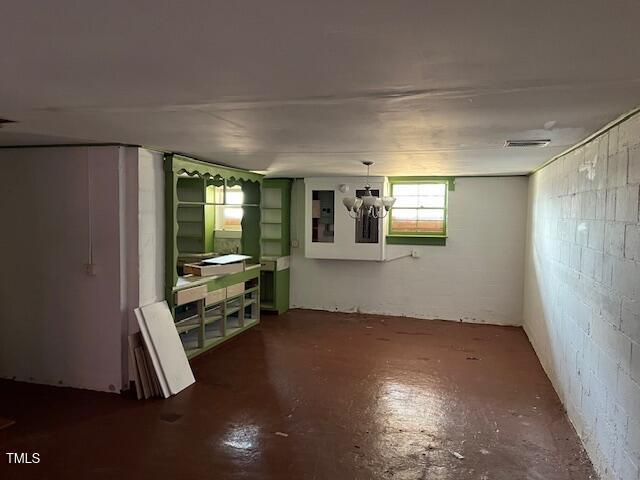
(304, 177), (388, 261)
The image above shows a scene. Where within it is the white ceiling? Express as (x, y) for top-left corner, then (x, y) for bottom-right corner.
(1, 0), (639, 176)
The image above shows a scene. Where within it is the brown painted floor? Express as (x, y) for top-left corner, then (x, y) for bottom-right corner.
(1, 309), (595, 479)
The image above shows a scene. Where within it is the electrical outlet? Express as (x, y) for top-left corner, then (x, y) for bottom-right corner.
(291, 239), (299, 248)
(410, 249), (420, 258)
(85, 263), (97, 276)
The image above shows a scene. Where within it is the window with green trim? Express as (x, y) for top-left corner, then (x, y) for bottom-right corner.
(215, 185), (244, 231)
(388, 180), (449, 236)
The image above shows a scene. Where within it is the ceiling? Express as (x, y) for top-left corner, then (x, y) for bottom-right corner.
(1, 0), (639, 177)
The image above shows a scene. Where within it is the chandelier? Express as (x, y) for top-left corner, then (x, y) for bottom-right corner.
(342, 161), (396, 219)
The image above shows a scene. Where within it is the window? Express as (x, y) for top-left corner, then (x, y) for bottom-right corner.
(387, 178), (452, 245)
(215, 185), (244, 232)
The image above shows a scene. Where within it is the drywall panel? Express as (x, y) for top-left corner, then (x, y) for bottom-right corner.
(0, 146), (129, 392)
(136, 301), (195, 397)
(290, 176), (528, 325)
(523, 112), (640, 480)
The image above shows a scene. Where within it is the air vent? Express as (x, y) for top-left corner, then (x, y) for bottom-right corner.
(504, 139), (550, 148)
(0, 118), (16, 128)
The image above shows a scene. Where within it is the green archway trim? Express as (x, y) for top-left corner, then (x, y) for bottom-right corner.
(171, 154), (263, 184)
(165, 153), (264, 301)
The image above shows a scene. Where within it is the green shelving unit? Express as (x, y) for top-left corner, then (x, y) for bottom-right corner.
(260, 178), (292, 314)
(176, 177), (215, 256)
(165, 153), (264, 358)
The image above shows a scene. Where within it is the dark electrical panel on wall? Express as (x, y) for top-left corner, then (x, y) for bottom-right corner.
(355, 189), (379, 243)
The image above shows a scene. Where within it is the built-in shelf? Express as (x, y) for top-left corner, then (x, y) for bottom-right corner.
(174, 274), (260, 359)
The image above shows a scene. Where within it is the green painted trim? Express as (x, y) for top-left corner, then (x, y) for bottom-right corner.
(387, 177), (450, 237)
(386, 235), (447, 246)
(531, 106), (640, 175)
(387, 176), (455, 191)
(274, 268), (290, 314)
(241, 182), (262, 262)
(171, 154), (263, 183)
(204, 184), (215, 252)
(165, 154), (179, 306)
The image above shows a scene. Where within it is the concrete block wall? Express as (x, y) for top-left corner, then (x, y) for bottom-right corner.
(291, 177), (528, 325)
(523, 112), (640, 480)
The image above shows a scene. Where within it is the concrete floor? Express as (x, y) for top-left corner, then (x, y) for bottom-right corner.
(0, 309), (595, 479)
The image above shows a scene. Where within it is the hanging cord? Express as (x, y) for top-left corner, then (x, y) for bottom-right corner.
(87, 148), (94, 267)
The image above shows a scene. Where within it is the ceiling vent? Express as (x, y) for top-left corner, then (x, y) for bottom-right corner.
(504, 139), (550, 148)
(0, 118), (16, 128)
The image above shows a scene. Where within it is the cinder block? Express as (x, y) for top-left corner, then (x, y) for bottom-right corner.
(582, 191), (597, 219)
(625, 225), (640, 261)
(605, 222), (626, 258)
(572, 193), (582, 218)
(622, 301), (640, 345)
(609, 127), (619, 157)
(617, 371), (640, 428)
(580, 143), (597, 193)
(627, 417), (640, 459)
(606, 189), (617, 221)
(616, 448), (639, 480)
(595, 414), (618, 468)
(629, 144), (640, 185)
(608, 150), (629, 188)
(570, 245), (583, 271)
(613, 259), (640, 299)
(615, 185), (639, 223)
(589, 221), (605, 252)
(596, 137), (609, 191)
(560, 241), (572, 265)
(602, 254), (616, 288)
(620, 114), (640, 149)
(593, 317), (631, 369)
(562, 195), (573, 218)
(605, 389), (629, 437)
(594, 252), (604, 283)
(598, 347), (620, 393)
(599, 289), (623, 327)
(581, 248), (597, 279)
(596, 190), (607, 220)
(577, 221), (590, 246)
(632, 342), (640, 385)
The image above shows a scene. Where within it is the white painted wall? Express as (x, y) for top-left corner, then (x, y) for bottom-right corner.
(138, 148), (165, 307)
(0, 146), (137, 393)
(290, 176), (528, 325)
(523, 112), (640, 480)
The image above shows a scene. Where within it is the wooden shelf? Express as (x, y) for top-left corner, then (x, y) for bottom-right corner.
(183, 319), (259, 359)
(175, 318), (201, 334)
(174, 273), (260, 359)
